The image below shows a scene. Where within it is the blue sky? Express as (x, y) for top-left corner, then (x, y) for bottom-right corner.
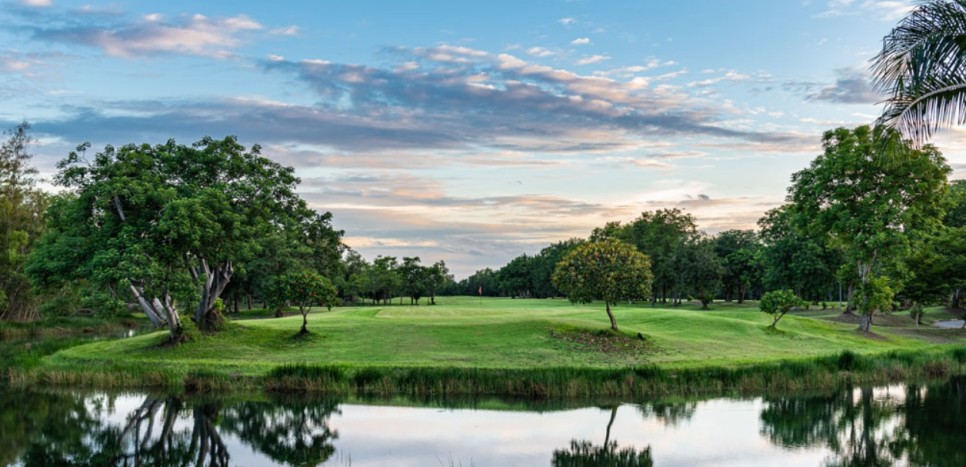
(2, 0), (964, 277)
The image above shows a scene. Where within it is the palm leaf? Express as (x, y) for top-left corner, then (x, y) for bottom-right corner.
(871, 0), (966, 145)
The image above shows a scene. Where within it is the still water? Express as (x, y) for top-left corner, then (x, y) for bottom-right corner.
(2, 379), (965, 466)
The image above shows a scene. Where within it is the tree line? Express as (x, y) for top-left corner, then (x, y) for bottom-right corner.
(455, 125), (966, 333)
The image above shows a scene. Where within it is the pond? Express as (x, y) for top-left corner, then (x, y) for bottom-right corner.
(1, 378), (965, 466)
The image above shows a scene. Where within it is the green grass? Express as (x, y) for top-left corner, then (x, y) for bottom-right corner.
(15, 297), (966, 395)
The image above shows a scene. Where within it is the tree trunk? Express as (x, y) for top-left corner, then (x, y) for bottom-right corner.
(194, 259), (233, 331)
(129, 284), (185, 342)
(300, 312), (308, 335)
(605, 302), (618, 331)
(858, 313), (872, 332)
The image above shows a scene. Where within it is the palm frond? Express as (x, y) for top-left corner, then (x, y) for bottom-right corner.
(871, 0), (966, 144)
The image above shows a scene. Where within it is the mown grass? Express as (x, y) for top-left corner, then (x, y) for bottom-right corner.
(12, 297), (966, 396)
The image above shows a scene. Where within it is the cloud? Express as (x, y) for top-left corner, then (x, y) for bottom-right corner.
(806, 67), (881, 104)
(816, 0), (914, 19)
(21, 8), (265, 58)
(558, 17), (576, 26)
(271, 25), (299, 36)
(687, 71), (750, 88)
(571, 37), (591, 45)
(526, 46), (554, 57)
(575, 54), (610, 66)
(23, 43), (810, 160)
(20, 0), (52, 7)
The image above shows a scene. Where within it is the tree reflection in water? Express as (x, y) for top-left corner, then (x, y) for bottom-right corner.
(760, 377), (966, 466)
(219, 397), (340, 466)
(551, 405), (654, 467)
(4, 378), (966, 465)
(3, 392), (341, 466)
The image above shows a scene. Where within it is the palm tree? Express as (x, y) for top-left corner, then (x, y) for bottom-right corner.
(871, 0), (966, 146)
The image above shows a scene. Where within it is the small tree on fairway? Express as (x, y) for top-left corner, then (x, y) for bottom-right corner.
(760, 289), (807, 329)
(552, 239), (653, 332)
(286, 271), (337, 335)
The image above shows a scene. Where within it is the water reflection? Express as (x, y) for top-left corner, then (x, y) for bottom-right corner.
(551, 406), (654, 466)
(760, 378), (966, 466)
(0, 379), (964, 466)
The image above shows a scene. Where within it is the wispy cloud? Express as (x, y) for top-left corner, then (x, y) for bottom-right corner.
(14, 6), (266, 58)
(687, 70), (750, 87)
(558, 17), (576, 26)
(271, 25), (299, 36)
(816, 0), (913, 19)
(526, 46), (554, 57)
(571, 37), (590, 45)
(575, 54), (610, 65)
(806, 67), (881, 104)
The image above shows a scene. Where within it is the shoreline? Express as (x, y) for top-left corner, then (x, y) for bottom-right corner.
(6, 347), (965, 399)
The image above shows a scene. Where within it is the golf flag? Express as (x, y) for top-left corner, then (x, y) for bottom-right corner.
(478, 286), (482, 296)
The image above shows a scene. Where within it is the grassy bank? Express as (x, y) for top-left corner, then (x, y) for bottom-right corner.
(8, 297), (966, 396)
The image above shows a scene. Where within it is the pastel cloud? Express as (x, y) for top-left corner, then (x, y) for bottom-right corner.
(23, 9), (264, 57)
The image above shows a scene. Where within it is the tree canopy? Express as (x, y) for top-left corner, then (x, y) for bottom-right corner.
(0, 122), (47, 321)
(28, 136), (334, 340)
(552, 239), (653, 331)
(789, 125), (950, 330)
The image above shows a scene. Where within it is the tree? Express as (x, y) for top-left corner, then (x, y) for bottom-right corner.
(497, 254), (533, 298)
(425, 260), (451, 305)
(670, 236), (722, 309)
(28, 136), (317, 341)
(620, 209), (698, 304)
(871, 0), (966, 145)
(0, 122), (47, 321)
(789, 126), (950, 331)
(370, 256), (401, 304)
(945, 179), (966, 227)
(530, 239), (583, 298)
(759, 289), (806, 329)
(285, 271), (338, 335)
(714, 230), (764, 303)
(399, 256), (428, 305)
(757, 206), (840, 304)
(902, 227), (966, 320)
(552, 239), (653, 332)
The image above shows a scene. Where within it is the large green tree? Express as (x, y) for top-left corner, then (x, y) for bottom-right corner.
(529, 239), (583, 298)
(552, 239), (653, 331)
(670, 236), (722, 309)
(28, 136), (320, 340)
(789, 126), (950, 331)
(497, 254), (534, 298)
(714, 230), (764, 303)
(0, 122), (47, 321)
(757, 206), (840, 304)
(623, 209), (698, 304)
(872, 0), (966, 145)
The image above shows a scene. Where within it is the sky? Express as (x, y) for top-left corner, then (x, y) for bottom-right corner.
(2, 0), (964, 278)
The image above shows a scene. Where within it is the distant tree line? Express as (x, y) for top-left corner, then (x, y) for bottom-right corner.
(451, 126), (966, 332)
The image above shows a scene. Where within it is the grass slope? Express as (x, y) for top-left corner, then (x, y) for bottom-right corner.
(40, 297), (963, 382)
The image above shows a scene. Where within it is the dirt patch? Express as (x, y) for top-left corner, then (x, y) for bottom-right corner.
(549, 328), (657, 355)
